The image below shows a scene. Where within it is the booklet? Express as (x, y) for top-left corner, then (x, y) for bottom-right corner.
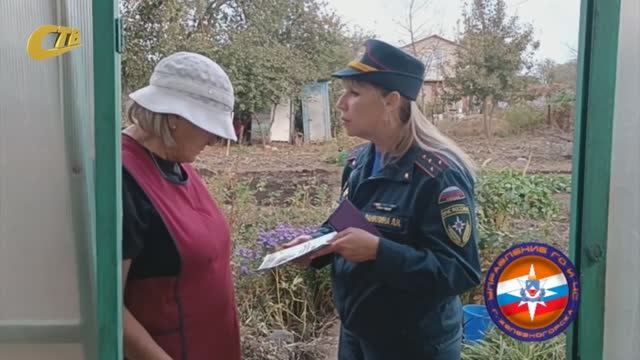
(257, 231), (337, 270)
(326, 199), (381, 237)
(257, 199), (381, 270)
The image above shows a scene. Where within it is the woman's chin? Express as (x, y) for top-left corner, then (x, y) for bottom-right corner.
(342, 125), (356, 137)
(346, 130), (367, 140)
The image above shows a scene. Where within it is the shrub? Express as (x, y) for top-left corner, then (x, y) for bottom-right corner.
(551, 89), (576, 131)
(475, 170), (568, 231)
(504, 103), (545, 134)
(462, 328), (566, 359)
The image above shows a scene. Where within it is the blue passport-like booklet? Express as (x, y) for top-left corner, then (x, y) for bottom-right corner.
(326, 199), (381, 237)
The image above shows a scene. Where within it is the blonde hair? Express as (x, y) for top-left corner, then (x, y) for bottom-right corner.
(344, 79), (477, 178)
(405, 101), (477, 178)
(125, 100), (176, 147)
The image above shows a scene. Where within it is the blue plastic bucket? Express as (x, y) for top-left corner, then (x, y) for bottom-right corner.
(462, 304), (493, 343)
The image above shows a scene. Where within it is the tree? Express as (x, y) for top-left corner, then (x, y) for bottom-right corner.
(534, 58), (577, 129)
(398, 0), (433, 51)
(120, 0), (365, 142)
(443, 0), (539, 138)
(397, 0), (448, 82)
(213, 0), (362, 143)
(120, 0), (235, 93)
(536, 58), (576, 89)
(397, 0), (447, 120)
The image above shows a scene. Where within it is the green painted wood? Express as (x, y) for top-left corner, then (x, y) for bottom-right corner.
(567, 0), (621, 359)
(567, 0), (592, 357)
(92, 1), (123, 359)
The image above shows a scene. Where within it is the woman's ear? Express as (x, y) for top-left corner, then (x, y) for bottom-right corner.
(167, 114), (179, 130)
(384, 91), (402, 112)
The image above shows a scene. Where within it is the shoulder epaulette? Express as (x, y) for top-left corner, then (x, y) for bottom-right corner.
(346, 143), (369, 167)
(414, 150), (453, 178)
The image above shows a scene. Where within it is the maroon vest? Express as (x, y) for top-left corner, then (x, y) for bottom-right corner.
(122, 135), (240, 360)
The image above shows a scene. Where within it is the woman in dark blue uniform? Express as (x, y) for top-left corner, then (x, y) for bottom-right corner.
(287, 39), (482, 359)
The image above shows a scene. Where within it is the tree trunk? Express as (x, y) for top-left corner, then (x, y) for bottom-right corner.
(482, 96), (494, 139)
(253, 111), (269, 147)
(488, 97), (495, 125)
(482, 101), (489, 138)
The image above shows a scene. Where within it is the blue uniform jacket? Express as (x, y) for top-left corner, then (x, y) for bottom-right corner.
(312, 142), (482, 354)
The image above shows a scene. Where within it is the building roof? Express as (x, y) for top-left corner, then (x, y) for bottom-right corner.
(401, 34), (460, 50)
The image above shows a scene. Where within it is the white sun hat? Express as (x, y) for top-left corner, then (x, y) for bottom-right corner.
(129, 52), (237, 141)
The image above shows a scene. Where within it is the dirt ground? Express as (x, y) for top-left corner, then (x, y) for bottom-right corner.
(453, 130), (573, 174)
(195, 127), (573, 177)
(194, 126), (574, 359)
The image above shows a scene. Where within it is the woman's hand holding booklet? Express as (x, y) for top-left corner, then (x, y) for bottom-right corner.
(257, 231), (337, 270)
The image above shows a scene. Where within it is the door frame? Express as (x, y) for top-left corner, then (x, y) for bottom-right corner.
(567, 0), (621, 359)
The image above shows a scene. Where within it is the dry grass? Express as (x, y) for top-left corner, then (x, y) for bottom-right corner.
(437, 114), (513, 138)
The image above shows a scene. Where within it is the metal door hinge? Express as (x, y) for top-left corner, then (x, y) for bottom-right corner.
(115, 17), (124, 53)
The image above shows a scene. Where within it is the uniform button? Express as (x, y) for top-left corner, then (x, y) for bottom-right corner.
(404, 173), (409, 180)
(351, 160), (356, 166)
(422, 154), (427, 159)
(428, 158), (432, 163)
(438, 160), (442, 165)
(431, 166), (434, 171)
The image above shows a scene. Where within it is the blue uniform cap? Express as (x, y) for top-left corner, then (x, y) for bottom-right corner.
(332, 39), (426, 101)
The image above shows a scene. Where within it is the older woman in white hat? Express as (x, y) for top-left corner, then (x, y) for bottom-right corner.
(121, 52), (240, 360)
